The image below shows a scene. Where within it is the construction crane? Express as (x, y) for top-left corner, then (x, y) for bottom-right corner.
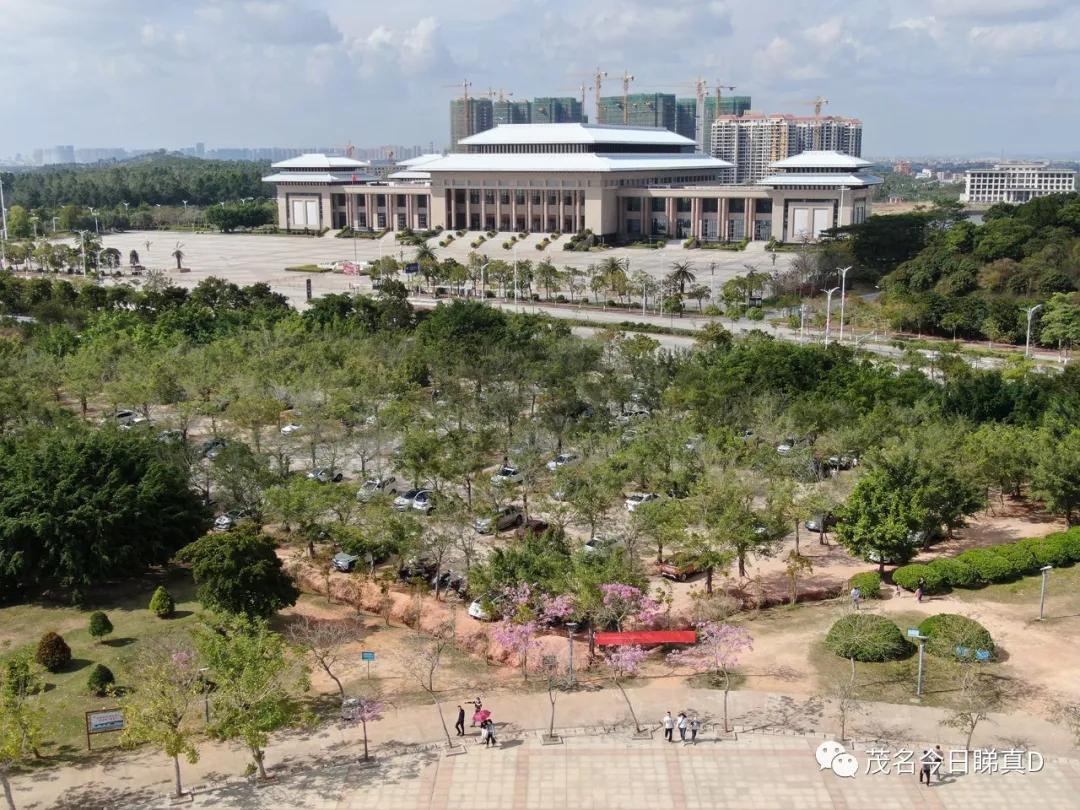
(555, 84), (589, 115)
(486, 88), (513, 102)
(337, 141), (356, 159)
(593, 67), (608, 123)
(715, 82), (736, 113)
(801, 96), (829, 117)
(442, 79), (472, 102)
(620, 71), (635, 124)
(442, 79), (474, 137)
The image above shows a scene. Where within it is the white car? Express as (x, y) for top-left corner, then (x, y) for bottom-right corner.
(119, 414), (149, 430)
(546, 452), (579, 471)
(490, 465), (523, 485)
(358, 476), (399, 501)
(394, 489), (434, 514)
(280, 423), (302, 436)
(468, 599), (493, 621)
(625, 492), (660, 512)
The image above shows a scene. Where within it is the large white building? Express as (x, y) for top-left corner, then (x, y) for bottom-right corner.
(710, 114), (863, 184)
(263, 124), (880, 243)
(962, 162), (1076, 204)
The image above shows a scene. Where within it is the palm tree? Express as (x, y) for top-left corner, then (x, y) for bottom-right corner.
(171, 242), (185, 270)
(669, 260), (697, 294)
(415, 244), (437, 264)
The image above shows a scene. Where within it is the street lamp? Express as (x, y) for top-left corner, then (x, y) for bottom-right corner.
(907, 629), (929, 697)
(513, 244), (519, 303)
(799, 303), (808, 344)
(822, 286), (839, 347)
(837, 265), (852, 344)
(1025, 304), (1043, 359)
(566, 622), (578, 685)
(1038, 565), (1053, 620)
(0, 174), (8, 268)
(478, 261), (491, 299)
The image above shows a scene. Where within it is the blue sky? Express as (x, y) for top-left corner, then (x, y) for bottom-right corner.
(1, 0), (1078, 158)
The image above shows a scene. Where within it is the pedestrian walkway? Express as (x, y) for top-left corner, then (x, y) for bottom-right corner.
(115, 730), (1080, 810)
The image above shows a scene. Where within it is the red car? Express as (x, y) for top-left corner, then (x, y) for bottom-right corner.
(657, 556), (700, 582)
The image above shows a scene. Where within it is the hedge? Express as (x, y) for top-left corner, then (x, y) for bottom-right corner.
(918, 614), (994, 660)
(825, 614), (911, 662)
(893, 527), (1080, 593)
(847, 572), (881, 600)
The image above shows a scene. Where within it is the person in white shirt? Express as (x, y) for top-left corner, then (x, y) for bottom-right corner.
(662, 711), (674, 742)
(677, 712), (688, 741)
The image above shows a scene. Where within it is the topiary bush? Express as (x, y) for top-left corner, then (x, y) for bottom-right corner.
(892, 564), (945, 593)
(88, 611), (113, 643)
(955, 549), (1022, 584)
(825, 614), (911, 662)
(1018, 538), (1072, 568)
(1053, 529), (1080, 563)
(927, 557), (979, 588)
(148, 586), (176, 618)
(918, 613), (994, 660)
(988, 543), (1039, 575)
(35, 631), (72, 672)
(847, 572), (881, 599)
(87, 664), (116, 696)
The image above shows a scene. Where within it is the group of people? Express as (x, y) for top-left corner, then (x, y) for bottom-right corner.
(455, 698), (499, 747)
(661, 711), (702, 743)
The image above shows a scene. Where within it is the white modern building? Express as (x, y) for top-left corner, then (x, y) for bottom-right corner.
(262, 125), (879, 242)
(962, 162), (1076, 204)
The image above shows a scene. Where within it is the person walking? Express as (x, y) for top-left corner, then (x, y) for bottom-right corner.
(851, 586), (862, 610)
(478, 720), (489, 746)
(485, 719), (498, 748)
(662, 711), (674, 742)
(919, 749), (934, 785)
(689, 715), (701, 743)
(932, 745), (945, 782)
(915, 585), (924, 603)
(470, 697), (483, 727)
(677, 712), (688, 742)
(455, 705), (466, 736)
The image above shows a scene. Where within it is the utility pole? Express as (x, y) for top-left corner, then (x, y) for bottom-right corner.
(822, 287), (839, 347)
(0, 173), (7, 267)
(1025, 304), (1043, 358)
(837, 265), (851, 344)
(593, 67), (608, 124)
(621, 71), (635, 125)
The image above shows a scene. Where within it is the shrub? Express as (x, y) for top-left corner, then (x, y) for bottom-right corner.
(955, 548), (1021, 583)
(927, 557), (979, 588)
(149, 585), (176, 618)
(847, 572), (881, 599)
(87, 664), (115, 696)
(746, 308), (765, 322)
(1053, 528), (1080, 563)
(1019, 537), (1072, 568)
(88, 611), (113, 642)
(891, 564), (945, 593)
(988, 543), (1039, 575)
(825, 614), (910, 662)
(35, 631), (72, 672)
(918, 614), (994, 659)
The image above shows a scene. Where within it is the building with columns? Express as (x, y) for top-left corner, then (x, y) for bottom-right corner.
(262, 125), (879, 243)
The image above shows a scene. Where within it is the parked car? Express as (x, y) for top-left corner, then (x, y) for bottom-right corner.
(468, 595), (503, 621)
(490, 465), (523, 485)
(658, 555), (700, 582)
(307, 467), (343, 484)
(474, 504), (524, 534)
(119, 413), (150, 430)
(212, 508), (255, 533)
(582, 535), (619, 554)
(411, 489), (435, 515)
(625, 492), (660, 512)
(805, 513), (838, 533)
(776, 438), (797, 456)
(432, 570), (468, 596)
(399, 556), (437, 581)
(201, 437), (228, 459)
(280, 423), (302, 436)
(826, 455), (857, 470)
(102, 409), (138, 427)
(393, 488), (423, 511)
(331, 552), (361, 572)
(358, 475), (399, 501)
(514, 518), (550, 538)
(546, 452), (579, 471)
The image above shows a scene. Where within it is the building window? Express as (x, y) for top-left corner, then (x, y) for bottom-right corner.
(625, 198), (642, 212)
(500, 192), (510, 205)
(397, 214), (406, 229)
(484, 191), (495, 205)
(651, 198), (666, 213)
(397, 194), (406, 206)
(547, 192), (557, 205)
(676, 198), (691, 213)
(418, 213), (427, 228)
(515, 191), (525, 205)
(357, 213), (367, 228)
(377, 213), (386, 228)
(357, 197), (366, 208)
(531, 192), (541, 205)
(469, 191), (480, 204)
(417, 196), (427, 209)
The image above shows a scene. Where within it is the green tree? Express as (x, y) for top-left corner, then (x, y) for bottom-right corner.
(193, 616), (307, 780)
(0, 679), (44, 810)
(668, 260), (697, 294)
(836, 467), (923, 572)
(1031, 428), (1080, 526)
(178, 525), (299, 618)
(88, 611), (113, 644)
(148, 586), (176, 618)
(5, 206), (31, 240)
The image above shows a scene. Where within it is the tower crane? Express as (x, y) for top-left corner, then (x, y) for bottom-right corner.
(801, 96), (829, 117)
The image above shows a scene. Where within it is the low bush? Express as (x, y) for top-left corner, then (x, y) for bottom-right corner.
(149, 585), (176, 618)
(88, 611), (113, 642)
(825, 614), (910, 662)
(988, 543), (1040, 575)
(87, 664), (115, 696)
(918, 614), (994, 659)
(927, 557), (979, 588)
(1055, 530), (1080, 562)
(35, 631), (72, 672)
(955, 548), (1022, 583)
(891, 564), (945, 593)
(847, 572), (881, 599)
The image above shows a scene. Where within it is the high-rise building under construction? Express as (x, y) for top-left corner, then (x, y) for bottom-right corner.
(710, 114), (862, 183)
(449, 98), (494, 149)
(597, 93), (676, 130)
(530, 97), (585, 124)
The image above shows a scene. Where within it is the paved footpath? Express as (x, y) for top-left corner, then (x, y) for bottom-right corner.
(113, 731), (1080, 810)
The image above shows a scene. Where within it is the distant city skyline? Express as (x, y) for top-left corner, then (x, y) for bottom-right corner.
(1, 1), (1078, 160)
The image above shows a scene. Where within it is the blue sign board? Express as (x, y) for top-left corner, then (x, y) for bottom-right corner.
(405, 263), (419, 274)
(361, 650), (376, 661)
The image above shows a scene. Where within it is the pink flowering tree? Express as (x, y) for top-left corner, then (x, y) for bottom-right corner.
(597, 583), (662, 631)
(491, 619), (541, 680)
(606, 644), (648, 733)
(540, 593), (576, 624)
(342, 698), (385, 761)
(666, 622), (753, 732)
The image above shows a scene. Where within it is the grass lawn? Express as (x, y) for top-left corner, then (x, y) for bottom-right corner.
(0, 571), (202, 762)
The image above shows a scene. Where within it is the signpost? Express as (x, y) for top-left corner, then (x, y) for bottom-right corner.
(361, 650), (376, 680)
(85, 708), (125, 751)
(908, 629), (929, 697)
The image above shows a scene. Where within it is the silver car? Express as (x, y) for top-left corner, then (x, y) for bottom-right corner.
(474, 505), (524, 534)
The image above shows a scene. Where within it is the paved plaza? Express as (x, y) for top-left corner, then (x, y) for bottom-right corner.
(97, 731), (1080, 810)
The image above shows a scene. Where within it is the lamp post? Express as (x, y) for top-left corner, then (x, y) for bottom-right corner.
(908, 629), (929, 697)
(837, 265), (852, 344)
(513, 244), (519, 304)
(822, 286), (839, 347)
(566, 622), (578, 685)
(799, 303), (808, 344)
(0, 174), (7, 268)
(1038, 565), (1053, 620)
(1025, 304), (1043, 359)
